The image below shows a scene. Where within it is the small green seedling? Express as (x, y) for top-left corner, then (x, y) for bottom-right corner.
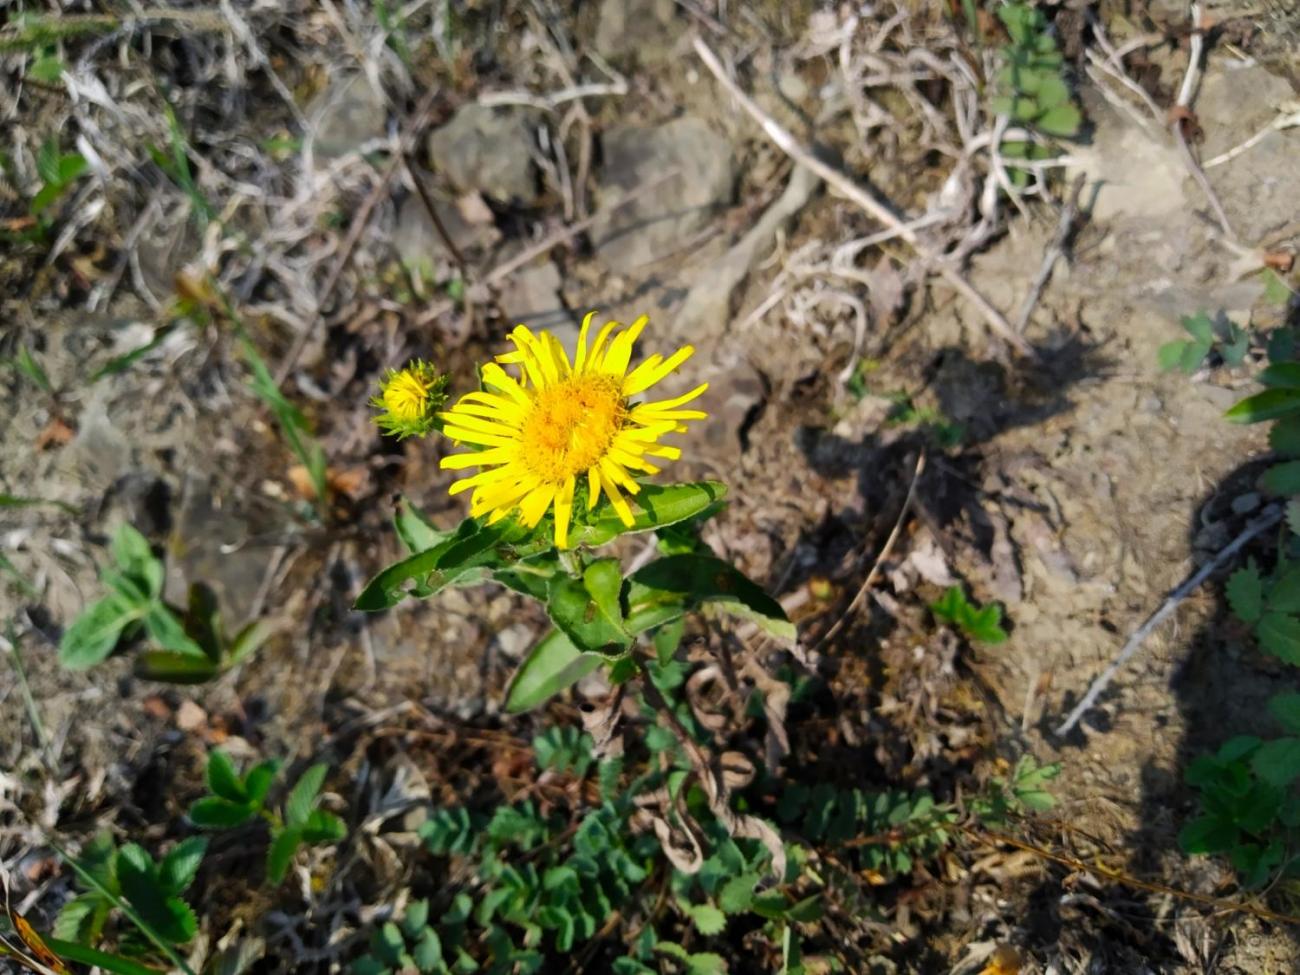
(929, 585), (1008, 643)
(58, 523), (271, 681)
(54, 832), (207, 949)
(1158, 311), (1249, 375)
(188, 752), (346, 885)
(30, 138), (88, 218)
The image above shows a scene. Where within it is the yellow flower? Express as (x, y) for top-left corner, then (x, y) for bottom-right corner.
(371, 360), (447, 439)
(439, 313), (708, 548)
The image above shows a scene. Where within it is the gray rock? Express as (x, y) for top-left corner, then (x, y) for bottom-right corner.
(591, 117), (735, 273)
(1197, 65), (1300, 243)
(427, 104), (541, 205)
(698, 362), (765, 461)
(58, 395), (131, 492)
(393, 190), (499, 276)
(310, 76), (388, 159)
(496, 259), (577, 339)
(595, 0), (679, 63)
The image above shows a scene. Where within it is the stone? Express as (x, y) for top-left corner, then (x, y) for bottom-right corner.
(309, 75), (388, 160)
(1196, 64), (1300, 243)
(698, 362), (765, 461)
(594, 0), (679, 63)
(426, 104), (541, 205)
(496, 260), (577, 338)
(590, 117), (736, 273)
(393, 190), (499, 275)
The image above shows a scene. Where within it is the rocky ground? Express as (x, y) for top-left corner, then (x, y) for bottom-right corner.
(4, 1), (1300, 972)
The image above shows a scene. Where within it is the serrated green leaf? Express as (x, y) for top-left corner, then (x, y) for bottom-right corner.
(302, 808), (347, 844)
(244, 759), (281, 807)
(685, 902), (727, 936)
(1269, 566), (1300, 612)
(266, 828), (303, 885)
(59, 595), (141, 669)
(285, 763), (328, 827)
(159, 837), (207, 894)
(1262, 461), (1300, 496)
(1227, 566), (1264, 623)
(188, 796), (254, 828)
(1260, 610), (1300, 664)
(1253, 737), (1300, 786)
(116, 845), (198, 944)
(207, 750), (247, 802)
(53, 891), (104, 943)
(1179, 814), (1238, 855)
(1226, 388), (1300, 424)
(717, 873), (758, 914)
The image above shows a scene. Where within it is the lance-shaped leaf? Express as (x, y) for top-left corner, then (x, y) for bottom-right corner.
(505, 629), (603, 713)
(547, 567), (632, 654)
(59, 594), (141, 669)
(353, 518), (490, 610)
(629, 555), (795, 643)
(568, 481), (727, 547)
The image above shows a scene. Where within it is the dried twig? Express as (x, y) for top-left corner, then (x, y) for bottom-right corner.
(692, 36), (1037, 359)
(1014, 174), (1086, 333)
(1170, 3), (1235, 241)
(810, 450), (926, 655)
(1055, 503), (1283, 737)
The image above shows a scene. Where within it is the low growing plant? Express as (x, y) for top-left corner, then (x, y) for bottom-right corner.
(58, 523), (270, 682)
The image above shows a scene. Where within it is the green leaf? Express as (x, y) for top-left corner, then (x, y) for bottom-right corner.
(1262, 461), (1300, 496)
(302, 808), (347, 843)
(583, 558), (627, 631)
(1268, 566), (1300, 612)
(1263, 269), (1293, 306)
(1158, 340), (1190, 372)
(188, 797), (254, 829)
(1257, 610), (1300, 664)
(1253, 737), (1300, 787)
(629, 555), (795, 643)
(266, 828), (303, 885)
(1259, 362), (1300, 390)
(285, 763), (328, 827)
(116, 845), (198, 944)
(28, 54), (65, 83)
(412, 928), (443, 973)
(244, 760), (281, 807)
(112, 524), (162, 598)
(568, 481), (728, 547)
(964, 603), (1009, 643)
(1227, 566), (1264, 623)
(143, 605), (206, 658)
(353, 518), (500, 610)
(1180, 339), (1213, 374)
(394, 497), (455, 555)
(135, 648), (219, 684)
(1179, 815), (1236, 855)
(1271, 416), (1300, 456)
(59, 594), (139, 669)
(1269, 693), (1300, 735)
(684, 902), (727, 936)
(1035, 102), (1081, 137)
(547, 573), (633, 654)
(402, 899), (430, 937)
(159, 837), (207, 895)
(53, 891), (105, 944)
(505, 629), (603, 712)
(1181, 312), (1215, 345)
(1225, 388), (1300, 424)
(654, 615), (686, 666)
(1218, 735), (1264, 763)
(207, 750), (247, 803)
(718, 873), (758, 914)
(43, 936), (165, 975)
(226, 619), (273, 667)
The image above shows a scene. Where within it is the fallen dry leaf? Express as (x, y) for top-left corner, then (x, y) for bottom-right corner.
(34, 418), (75, 451)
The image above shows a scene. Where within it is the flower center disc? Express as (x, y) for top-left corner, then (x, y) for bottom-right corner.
(521, 374), (626, 483)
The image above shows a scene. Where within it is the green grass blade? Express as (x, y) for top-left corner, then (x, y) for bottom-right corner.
(45, 936), (165, 975)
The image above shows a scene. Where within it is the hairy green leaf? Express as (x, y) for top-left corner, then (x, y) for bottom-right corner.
(547, 573), (632, 654)
(630, 555), (795, 643)
(285, 763), (328, 827)
(59, 594), (139, 669)
(1253, 737), (1300, 787)
(206, 750), (247, 803)
(159, 837), (207, 895)
(266, 828), (303, 885)
(188, 797), (254, 829)
(568, 481), (728, 547)
(1227, 566), (1264, 623)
